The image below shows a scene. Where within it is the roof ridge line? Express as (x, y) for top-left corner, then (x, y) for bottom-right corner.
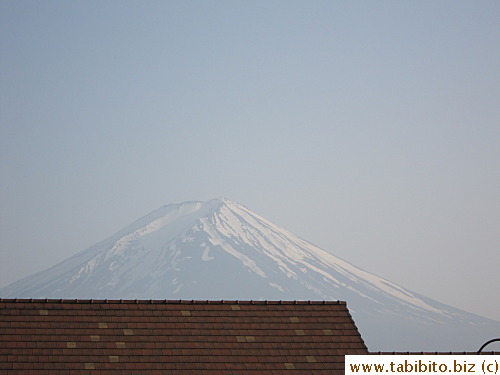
(0, 298), (346, 305)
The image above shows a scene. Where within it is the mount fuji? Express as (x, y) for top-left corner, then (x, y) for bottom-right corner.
(1, 198), (498, 351)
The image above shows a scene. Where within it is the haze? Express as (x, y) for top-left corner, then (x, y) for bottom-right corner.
(1, 1), (499, 321)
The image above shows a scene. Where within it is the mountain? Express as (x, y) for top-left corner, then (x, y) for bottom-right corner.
(1, 197), (498, 351)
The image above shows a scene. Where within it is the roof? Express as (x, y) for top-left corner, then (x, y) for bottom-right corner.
(371, 351), (500, 355)
(0, 299), (367, 374)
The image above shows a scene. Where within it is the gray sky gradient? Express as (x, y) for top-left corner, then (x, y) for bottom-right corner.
(1, 1), (499, 321)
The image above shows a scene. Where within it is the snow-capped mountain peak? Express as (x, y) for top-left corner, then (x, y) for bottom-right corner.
(1, 198), (498, 351)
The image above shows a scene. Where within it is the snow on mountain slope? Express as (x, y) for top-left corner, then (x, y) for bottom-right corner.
(1, 198), (498, 351)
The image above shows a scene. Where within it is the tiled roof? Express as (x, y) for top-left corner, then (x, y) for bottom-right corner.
(0, 299), (367, 374)
(372, 352), (500, 355)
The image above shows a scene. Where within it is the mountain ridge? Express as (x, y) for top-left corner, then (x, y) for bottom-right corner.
(1, 197), (498, 351)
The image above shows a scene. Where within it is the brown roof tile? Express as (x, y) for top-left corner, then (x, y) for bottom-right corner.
(371, 351), (500, 355)
(0, 299), (367, 374)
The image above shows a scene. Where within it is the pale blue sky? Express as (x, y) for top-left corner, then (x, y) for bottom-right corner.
(1, 1), (499, 320)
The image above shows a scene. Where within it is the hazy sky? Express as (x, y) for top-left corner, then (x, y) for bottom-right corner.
(1, 1), (499, 321)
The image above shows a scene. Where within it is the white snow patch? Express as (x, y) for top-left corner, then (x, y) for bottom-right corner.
(201, 243), (214, 261)
(173, 283), (183, 294)
(269, 282), (284, 292)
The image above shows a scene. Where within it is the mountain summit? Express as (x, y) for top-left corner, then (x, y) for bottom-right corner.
(1, 198), (498, 351)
